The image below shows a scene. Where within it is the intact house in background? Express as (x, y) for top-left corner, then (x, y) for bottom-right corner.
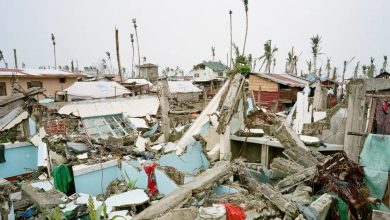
(138, 63), (159, 83)
(0, 68), (84, 100)
(249, 73), (310, 111)
(192, 61), (228, 96)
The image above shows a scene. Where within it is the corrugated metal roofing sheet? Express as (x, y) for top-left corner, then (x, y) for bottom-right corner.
(0, 68), (85, 77)
(251, 73), (309, 88)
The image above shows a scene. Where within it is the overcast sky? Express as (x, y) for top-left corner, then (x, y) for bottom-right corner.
(1, 0), (389, 78)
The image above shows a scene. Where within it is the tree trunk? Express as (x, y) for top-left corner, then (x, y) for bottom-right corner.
(13, 49), (18, 69)
(229, 11), (233, 68)
(135, 28), (141, 78)
(242, 12), (248, 55)
(115, 28), (123, 82)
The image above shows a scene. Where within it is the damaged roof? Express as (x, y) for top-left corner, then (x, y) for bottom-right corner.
(65, 81), (131, 99)
(0, 68), (85, 78)
(58, 95), (160, 118)
(123, 78), (153, 86)
(251, 73), (310, 88)
(151, 81), (203, 94)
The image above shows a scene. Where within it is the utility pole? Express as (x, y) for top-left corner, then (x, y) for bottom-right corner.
(115, 27), (123, 82)
(13, 49), (18, 68)
(51, 33), (57, 69)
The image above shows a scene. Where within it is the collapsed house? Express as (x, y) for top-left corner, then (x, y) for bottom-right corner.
(151, 80), (203, 103)
(1, 73), (390, 220)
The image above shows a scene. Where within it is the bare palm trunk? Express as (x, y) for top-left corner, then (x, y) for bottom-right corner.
(115, 28), (123, 82)
(13, 49), (18, 68)
(242, 11), (248, 55)
(131, 43), (135, 78)
(229, 10), (233, 68)
(313, 55), (317, 76)
(134, 27), (141, 78)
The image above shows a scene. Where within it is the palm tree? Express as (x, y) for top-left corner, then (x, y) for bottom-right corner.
(0, 50), (6, 67)
(367, 57), (376, 78)
(211, 47), (215, 61)
(229, 10), (233, 68)
(286, 47), (300, 75)
(306, 60), (312, 75)
(325, 58), (331, 79)
(51, 33), (57, 69)
(332, 67), (337, 80)
(382, 55), (388, 72)
(362, 65), (367, 76)
(130, 33), (135, 78)
(106, 51), (113, 73)
(272, 58), (276, 73)
(353, 61), (360, 78)
(115, 27), (123, 82)
(259, 40), (278, 73)
(310, 34), (322, 76)
(132, 18), (141, 78)
(242, 0), (249, 55)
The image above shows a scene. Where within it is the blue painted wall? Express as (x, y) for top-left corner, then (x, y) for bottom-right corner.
(213, 185), (238, 195)
(0, 145), (38, 178)
(121, 161), (177, 195)
(74, 165), (121, 196)
(159, 141), (209, 174)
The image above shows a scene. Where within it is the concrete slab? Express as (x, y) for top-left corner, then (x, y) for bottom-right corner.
(105, 189), (149, 207)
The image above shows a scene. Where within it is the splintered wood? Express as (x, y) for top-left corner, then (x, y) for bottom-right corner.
(217, 74), (245, 134)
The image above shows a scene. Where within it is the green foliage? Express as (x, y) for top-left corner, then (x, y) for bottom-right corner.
(88, 195), (107, 220)
(124, 171), (138, 190)
(46, 207), (65, 220)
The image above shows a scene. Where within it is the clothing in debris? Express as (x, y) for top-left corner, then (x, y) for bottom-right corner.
(0, 144), (5, 163)
(51, 164), (73, 194)
(144, 164), (158, 196)
(375, 99), (390, 135)
(222, 203), (246, 220)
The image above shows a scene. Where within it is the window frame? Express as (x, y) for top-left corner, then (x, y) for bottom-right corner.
(0, 82), (7, 96)
(27, 81), (43, 89)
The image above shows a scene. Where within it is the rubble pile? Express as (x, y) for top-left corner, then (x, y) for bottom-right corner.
(1, 76), (390, 219)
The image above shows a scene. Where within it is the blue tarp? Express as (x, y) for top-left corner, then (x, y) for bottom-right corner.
(360, 134), (390, 199)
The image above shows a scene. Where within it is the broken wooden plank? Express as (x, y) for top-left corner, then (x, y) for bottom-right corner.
(344, 80), (366, 162)
(0, 87), (46, 107)
(217, 74), (244, 134)
(133, 161), (232, 220)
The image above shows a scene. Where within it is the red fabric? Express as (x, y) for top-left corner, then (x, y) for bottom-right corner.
(222, 203), (246, 220)
(383, 101), (389, 113)
(143, 164), (158, 196)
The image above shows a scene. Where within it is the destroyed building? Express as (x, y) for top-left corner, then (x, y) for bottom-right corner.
(1, 72), (390, 220)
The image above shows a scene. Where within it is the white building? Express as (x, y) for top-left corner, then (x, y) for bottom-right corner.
(192, 61), (228, 82)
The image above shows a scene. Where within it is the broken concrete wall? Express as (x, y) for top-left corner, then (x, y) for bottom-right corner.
(73, 161), (122, 196)
(159, 141), (209, 174)
(0, 142), (38, 178)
